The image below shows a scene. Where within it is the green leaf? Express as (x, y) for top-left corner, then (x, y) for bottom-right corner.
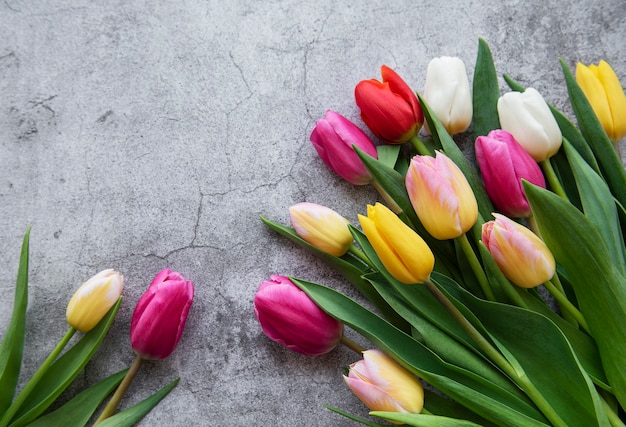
(95, 378), (179, 427)
(416, 93), (494, 222)
(292, 278), (549, 426)
(0, 228), (30, 414)
(524, 181), (626, 411)
(559, 59), (626, 208)
(422, 389), (498, 427)
(324, 405), (389, 427)
(472, 38), (500, 139)
(376, 144), (401, 169)
(7, 298), (122, 427)
(26, 369), (128, 427)
(371, 411), (483, 427)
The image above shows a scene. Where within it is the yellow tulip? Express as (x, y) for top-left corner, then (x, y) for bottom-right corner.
(289, 202), (353, 256)
(358, 203), (434, 284)
(66, 269), (124, 332)
(576, 60), (626, 142)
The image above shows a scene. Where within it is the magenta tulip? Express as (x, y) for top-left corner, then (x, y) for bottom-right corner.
(130, 268), (194, 360)
(254, 275), (343, 356)
(475, 130), (546, 218)
(310, 110), (378, 185)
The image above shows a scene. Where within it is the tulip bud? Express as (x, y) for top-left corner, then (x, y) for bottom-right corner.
(66, 269), (124, 332)
(310, 110), (378, 185)
(130, 268), (194, 360)
(355, 65), (423, 144)
(497, 88), (562, 162)
(289, 202), (353, 256)
(405, 151), (478, 240)
(254, 275), (343, 356)
(423, 56), (472, 135)
(358, 203), (434, 284)
(475, 130), (546, 218)
(344, 349), (424, 421)
(482, 213), (555, 288)
(576, 60), (626, 142)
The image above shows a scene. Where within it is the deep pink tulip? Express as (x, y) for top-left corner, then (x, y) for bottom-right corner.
(310, 110), (378, 185)
(130, 268), (194, 360)
(254, 275), (343, 356)
(475, 130), (546, 218)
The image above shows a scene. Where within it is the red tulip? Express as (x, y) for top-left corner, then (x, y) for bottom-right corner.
(475, 130), (546, 218)
(130, 268), (194, 360)
(355, 65), (423, 144)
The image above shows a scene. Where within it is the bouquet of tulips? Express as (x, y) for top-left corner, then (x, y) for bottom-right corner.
(256, 39), (626, 426)
(0, 229), (194, 426)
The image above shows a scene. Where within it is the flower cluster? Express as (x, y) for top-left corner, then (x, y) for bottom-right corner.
(0, 235), (194, 427)
(256, 39), (626, 426)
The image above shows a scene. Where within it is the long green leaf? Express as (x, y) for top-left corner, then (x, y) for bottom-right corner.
(292, 278), (549, 426)
(472, 38), (500, 139)
(421, 389), (498, 427)
(8, 298), (122, 427)
(0, 228), (30, 414)
(524, 181), (626, 411)
(26, 369), (127, 427)
(96, 378), (179, 427)
(371, 411), (483, 427)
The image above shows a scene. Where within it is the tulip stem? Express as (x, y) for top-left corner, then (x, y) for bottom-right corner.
(457, 233), (495, 301)
(409, 135), (433, 156)
(423, 278), (568, 427)
(348, 244), (375, 269)
(0, 327), (77, 427)
(95, 355), (144, 424)
(340, 335), (366, 355)
(540, 158), (568, 200)
(543, 279), (590, 334)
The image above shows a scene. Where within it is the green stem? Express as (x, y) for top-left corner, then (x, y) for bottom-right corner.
(456, 233), (495, 301)
(540, 158), (568, 200)
(340, 335), (366, 355)
(0, 327), (77, 427)
(423, 278), (568, 427)
(600, 391), (626, 427)
(348, 244), (375, 269)
(409, 135), (433, 156)
(94, 355), (144, 424)
(543, 279), (590, 334)
(549, 273), (579, 326)
(499, 279), (529, 309)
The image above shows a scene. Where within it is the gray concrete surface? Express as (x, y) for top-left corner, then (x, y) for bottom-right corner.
(1, 1), (624, 426)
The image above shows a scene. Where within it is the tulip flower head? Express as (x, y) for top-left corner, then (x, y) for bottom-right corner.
(423, 56), (472, 135)
(497, 88), (562, 162)
(576, 60), (626, 142)
(475, 130), (546, 218)
(344, 349), (424, 421)
(130, 268), (194, 360)
(355, 65), (423, 144)
(289, 202), (353, 257)
(482, 213), (555, 288)
(254, 275), (343, 356)
(310, 110), (378, 185)
(66, 269), (124, 332)
(405, 151), (478, 240)
(358, 203), (434, 284)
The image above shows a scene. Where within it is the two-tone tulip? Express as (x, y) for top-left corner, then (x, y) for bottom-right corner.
(576, 60), (626, 142)
(423, 56), (472, 135)
(482, 213), (555, 288)
(130, 268), (194, 360)
(405, 151), (478, 240)
(310, 110), (378, 185)
(289, 202), (353, 256)
(344, 349), (424, 421)
(254, 275), (343, 356)
(475, 130), (546, 218)
(497, 88), (562, 162)
(358, 203), (434, 284)
(355, 65), (423, 144)
(66, 269), (124, 332)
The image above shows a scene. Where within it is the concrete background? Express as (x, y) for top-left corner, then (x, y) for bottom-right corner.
(1, 1), (624, 425)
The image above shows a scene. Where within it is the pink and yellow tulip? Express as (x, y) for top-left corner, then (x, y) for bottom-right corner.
(289, 202), (353, 257)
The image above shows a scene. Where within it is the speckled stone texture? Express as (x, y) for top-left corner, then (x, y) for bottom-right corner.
(1, 1), (624, 425)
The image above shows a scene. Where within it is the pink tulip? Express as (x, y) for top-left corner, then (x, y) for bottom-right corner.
(310, 110), (378, 185)
(130, 268), (194, 360)
(254, 275), (343, 356)
(475, 130), (546, 218)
